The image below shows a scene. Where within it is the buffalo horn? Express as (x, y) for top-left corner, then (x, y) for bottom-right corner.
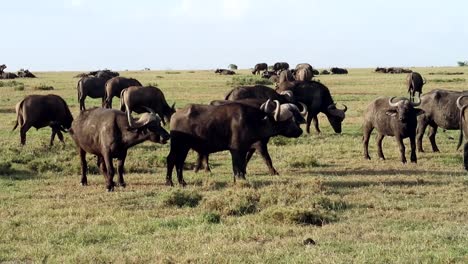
(456, 95), (468, 110)
(298, 102), (308, 116)
(410, 96), (421, 107)
(260, 99), (271, 113)
(273, 100), (280, 121)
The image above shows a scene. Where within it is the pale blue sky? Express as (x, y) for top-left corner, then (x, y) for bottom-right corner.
(2, 0), (467, 71)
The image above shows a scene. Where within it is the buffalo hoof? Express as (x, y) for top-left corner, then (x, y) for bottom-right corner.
(118, 182), (126, 188)
(379, 157), (385, 161)
(401, 159), (407, 164)
(270, 170), (279, 176)
(107, 187), (114, 192)
(179, 180), (187, 187)
(364, 155), (371, 160)
(165, 180), (174, 187)
(81, 182), (88, 186)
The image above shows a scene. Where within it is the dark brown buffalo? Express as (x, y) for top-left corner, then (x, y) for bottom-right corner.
(74, 69), (119, 79)
(406, 72), (426, 101)
(320, 69), (330, 75)
(387, 67), (412, 74)
(455, 95), (468, 169)
(277, 70), (296, 90)
(166, 100), (304, 186)
(330, 67), (348, 74)
(1, 72), (18, 79)
(416, 89), (468, 152)
(77, 75), (114, 111)
(0, 64), (6, 74)
(277, 81), (347, 134)
(13, 94), (73, 146)
(17, 69), (36, 78)
(374, 67), (387, 73)
(363, 97), (423, 163)
(214, 69), (235, 75)
(120, 86), (175, 125)
(104, 77), (142, 108)
(273, 62), (289, 72)
(70, 107), (170, 191)
(295, 67), (313, 81)
(252, 63), (268, 75)
(225, 85), (295, 104)
(261, 70), (277, 79)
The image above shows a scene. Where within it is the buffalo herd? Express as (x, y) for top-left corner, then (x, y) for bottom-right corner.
(8, 64), (468, 191)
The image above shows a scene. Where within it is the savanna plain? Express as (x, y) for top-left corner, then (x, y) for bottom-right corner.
(0, 68), (467, 263)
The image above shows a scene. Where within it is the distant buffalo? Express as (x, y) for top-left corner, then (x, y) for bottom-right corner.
(330, 67), (348, 74)
(74, 69), (119, 79)
(104, 77), (142, 108)
(13, 94), (73, 146)
(215, 69), (235, 75)
(252, 63), (268, 75)
(273, 62), (289, 72)
(0, 72), (18, 79)
(17, 69), (36, 78)
(407, 72), (426, 101)
(320, 69), (330, 75)
(77, 75), (114, 111)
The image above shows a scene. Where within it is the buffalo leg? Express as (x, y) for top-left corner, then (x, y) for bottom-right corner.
(79, 148), (88, 186)
(19, 124), (31, 145)
(306, 113), (314, 134)
(409, 135), (417, 163)
(117, 151), (127, 187)
(312, 116), (321, 134)
(103, 153), (115, 192)
(166, 149), (176, 186)
(428, 125), (440, 152)
(175, 148), (189, 187)
(376, 133), (385, 160)
(50, 129), (57, 146)
(230, 150), (247, 181)
(255, 142), (279, 175)
(395, 136), (407, 163)
(464, 142), (468, 170)
(363, 123), (374, 160)
(416, 117), (429, 152)
(101, 97), (106, 108)
(194, 153), (210, 173)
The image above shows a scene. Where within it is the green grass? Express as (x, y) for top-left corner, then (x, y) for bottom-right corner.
(0, 68), (467, 263)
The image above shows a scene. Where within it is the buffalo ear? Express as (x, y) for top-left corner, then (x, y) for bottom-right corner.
(386, 110), (398, 117)
(414, 109), (425, 116)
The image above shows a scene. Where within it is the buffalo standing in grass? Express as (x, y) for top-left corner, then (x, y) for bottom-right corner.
(13, 94), (73, 146)
(104, 77), (142, 108)
(407, 72), (426, 102)
(77, 75), (114, 111)
(252, 63), (268, 75)
(69, 107), (170, 191)
(120, 86), (175, 125)
(330, 67), (348, 74)
(277, 81), (347, 134)
(273, 62), (289, 72)
(417, 89), (468, 152)
(166, 99), (305, 186)
(363, 97), (423, 163)
(456, 95), (468, 170)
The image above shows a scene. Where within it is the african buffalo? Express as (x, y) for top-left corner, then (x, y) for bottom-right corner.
(224, 85), (295, 104)
(252, 63), (268, 75)
(0, 64), (6, 74)
(70, 107), (170, 191)
(407, 72), (426, 102)
(320, 69), (330, 75)
(456, 95), (468, 169)
(363, 97), (423, 163)
(261, 70), (277, 79)
(120, 86), (175, 125)
(273, 62), (289, 72)
(330, 67), (348, 74)
(166, 99), (305, 186)
(277, 81), (347, 134)
(416, 89), (468, 152)
(77, 75), (114, 111)
(1, 72), (18, 79)
(215, 69), (235, 75)
(17, 69), (36, 78)
(295, 67), (313, 81)
(13, 94), (73, 146)
(104, 77), (142, 108)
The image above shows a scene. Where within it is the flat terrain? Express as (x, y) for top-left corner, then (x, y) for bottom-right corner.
(0, 68), (467, 263)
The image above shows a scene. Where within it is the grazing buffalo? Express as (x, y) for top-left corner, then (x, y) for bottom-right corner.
(70, 107), (170, 191)
(77, 75), (114, 111)
(13, 94), (73, 146)
(277, 81), (347, 134)
(120, 86), (175, 125)
(166, 100), (305, 186)
(374, 67), (387, 73)
(252, 63), (268, 75)
(363, 97), (423, 163)
(225, 85), (295, 104)
(416, 89), (468, 152)
(456, 95), (468, 169)
(215, 69), (235, 75)
(387, 67), (412, 74)
(407, 72), (426, 102)
(104, 77), (142, 108)
(330, 67), (348, 74)
(273, 62), (290, 72)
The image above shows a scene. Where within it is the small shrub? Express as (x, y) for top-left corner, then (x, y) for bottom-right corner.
(261, 206), (336, 226)
(33, 84), (54, 90)
(228, 76), (273, 86)
(156, 76), (164, 79)
(202, 189), (260, 216)
(201, 212), (221, 224)
(161, 190), (202, 208)
(289, 156), (322, 168)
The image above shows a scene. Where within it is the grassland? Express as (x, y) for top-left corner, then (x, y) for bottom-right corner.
(0, 68), (467, 263)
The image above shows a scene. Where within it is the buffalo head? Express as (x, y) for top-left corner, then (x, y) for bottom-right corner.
(260, 99), (307, 138)
(326, 103), (348, 133)
(386, 96), (422, 122)
(128, 107), (170, 144)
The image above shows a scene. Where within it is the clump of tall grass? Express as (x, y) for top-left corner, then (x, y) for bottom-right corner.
(431, 78), (465, 83)
(228, 76), (273, 86)
(161, 189), (202, 208)
(260, 206), (336, 226)
(33, 84), (54, 90)
(202, 188), (260, 216)
(165, 71), (181, 74)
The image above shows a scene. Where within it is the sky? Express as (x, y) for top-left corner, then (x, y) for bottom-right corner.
(2, 0), (467, 71)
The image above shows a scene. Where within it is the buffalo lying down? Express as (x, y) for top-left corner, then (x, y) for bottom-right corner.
(13, 94), (73, 146)
(70, 108), (170, 191)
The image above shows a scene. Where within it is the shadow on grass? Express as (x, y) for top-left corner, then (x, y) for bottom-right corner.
(0, 169), (36, 180)
(323, 179), (449, 189)
(307, 168), (466, 177)
(0, 108), (15, 114)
